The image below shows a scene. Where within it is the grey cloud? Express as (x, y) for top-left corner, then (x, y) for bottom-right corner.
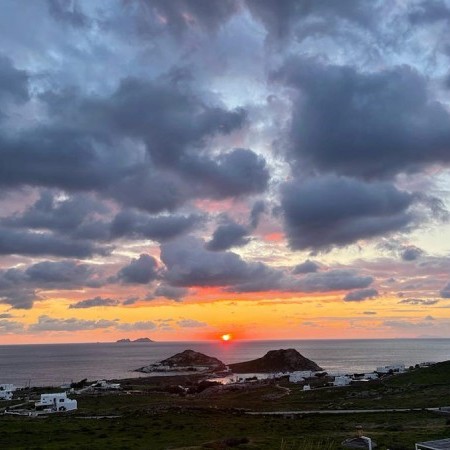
(3, 191), (109, 236)
(0, 319), (24, 332)
(0, 260), (104, 309)
(287, 269), (373, 293)
(292, 260), (319, 274)
(278, 59), (450, 179)
(29, 315), (117, 332)
(25, 260), (103, 288)
(47, 0), (90, 28)
(250, 200), (265, 229)
(408, 0), (450, 24)
(123, 0), (238, 37)
(440, 282), (450, 298)
(111, 210), (201, 242)
(69, 296), (120, 309)
(399, 298), (439, 305)
(0, 54), (29, 104)
(401, 246), (424, 261)
(363, 311), (377, 315)
(177, 319), (207, 328)
(0, 313), (13, 318)
(154, 284), (188, 301)
(245, 0), (372, 40)
(0, 227), (110, 258)
(161, 236), (278, 288)
(116, 321), (157, 331)
(118, 254), (159, 284)
(181, 148), (270, 199)
(344, 288), (379, 302)
(206, 219), (250, 251)
(281, 176), (415, 251)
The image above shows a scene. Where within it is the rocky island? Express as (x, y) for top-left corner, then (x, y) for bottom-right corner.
(136, 349), (226, 374)
(228, 348), (323, 373)
(116, 337), (154, 343)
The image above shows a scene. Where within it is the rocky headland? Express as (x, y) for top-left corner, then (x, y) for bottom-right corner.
(136, 349), (226, 374)
(228, 348), (322, 373)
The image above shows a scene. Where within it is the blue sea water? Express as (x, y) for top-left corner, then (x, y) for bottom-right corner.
(0, 339), (449, 387)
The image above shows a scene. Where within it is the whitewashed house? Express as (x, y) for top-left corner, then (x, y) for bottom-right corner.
(303, 384), (311, 391)
(376, 363), (405, 374)
(0, 384), (16, 400)
(289, 371), (314, 383)
(91, 380), (121, 390)
(35, 392), (77, 412)
(333, 376), (352, 387)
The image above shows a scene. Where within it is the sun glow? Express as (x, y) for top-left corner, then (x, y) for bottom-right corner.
(221, 333), (231, 341)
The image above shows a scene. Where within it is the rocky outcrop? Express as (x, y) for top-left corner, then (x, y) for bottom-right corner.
(136, 349), (226, 373)
(228, 349), (322, 373)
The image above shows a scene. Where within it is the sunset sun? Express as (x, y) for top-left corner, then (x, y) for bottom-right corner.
(221, 334), (232, 342)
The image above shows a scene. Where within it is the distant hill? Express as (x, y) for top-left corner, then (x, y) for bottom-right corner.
(229, 349), (323, 373)
(116, 337), (154, 343)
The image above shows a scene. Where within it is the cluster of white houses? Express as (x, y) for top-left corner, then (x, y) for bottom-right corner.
(286, 363), (408, 389)
(0, 384), (16, 401)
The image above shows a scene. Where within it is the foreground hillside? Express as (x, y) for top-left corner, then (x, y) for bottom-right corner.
(1, 362), (450, 449)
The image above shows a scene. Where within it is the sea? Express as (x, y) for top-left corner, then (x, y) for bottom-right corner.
(0, 339), (449, 387)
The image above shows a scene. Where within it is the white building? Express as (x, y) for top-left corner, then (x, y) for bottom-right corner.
(303, 384), (311, 391)
(0, 384), (16, 400)
(289, 371), (314, 383)
(91, 380), (121, 390)
(333, 376), (352, 387)
(35, 392), (77, 412)
(376, 363), (405, 374)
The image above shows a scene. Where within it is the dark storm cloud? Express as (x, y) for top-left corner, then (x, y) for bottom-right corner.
(399, 298), (439, 305)
(110, 210), (202, 242)
(0, 227), (110, 258)
(206, 218), (250, 251)
(69, 296), (120, 309)
(245, 0), (372, 40)
(408, 0), (450, 24)
(344, 288), (379, 302)
(292, 260), (319, 274)
(281, 176), (415, 251)
(401, 245), (424, 261)
(277, 59), (450, 179)
(118, 254), (159, 284)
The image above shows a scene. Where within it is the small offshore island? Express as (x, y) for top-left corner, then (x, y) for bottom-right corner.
(1, 347), (450, 449)
(116, 337), (154, 343)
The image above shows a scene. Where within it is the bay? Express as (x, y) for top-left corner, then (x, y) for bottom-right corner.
(0, 338), (449, 387)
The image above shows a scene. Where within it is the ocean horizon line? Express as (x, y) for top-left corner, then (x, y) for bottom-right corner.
(1, 336), (449, 347)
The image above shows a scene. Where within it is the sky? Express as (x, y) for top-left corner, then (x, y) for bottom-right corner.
(1, 0), (450, 344)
